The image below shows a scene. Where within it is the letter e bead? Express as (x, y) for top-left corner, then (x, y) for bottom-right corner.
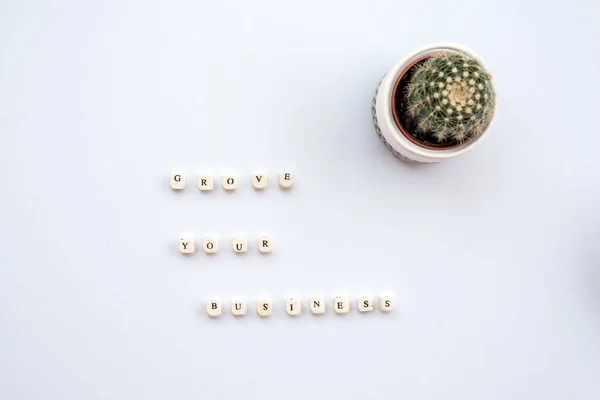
(278, 173), (294, 189)
(334, 297), (350, 314)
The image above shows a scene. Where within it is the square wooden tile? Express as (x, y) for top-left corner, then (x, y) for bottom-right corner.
(380, 295), (395, 312)
(257, 236), (272, 253)
(232, 237), (248, 253)
(333, 297), (350, 314)
(170, 173), (186, 190)
(206, 299), (222, 317)
(278, 173), (294, 189)
(179, 237), (195, 254)
(357, 296), (374, 312)
(203, 237), (218, 254)
(285, 298), (301, 316)
(252, 173), (268, 190)
(231, 300), (247, 316)
(256, 300), (272, 317)
(309, 297), (326, 314)
(198, 175), (214, 191)
(222, 175), (238, 191)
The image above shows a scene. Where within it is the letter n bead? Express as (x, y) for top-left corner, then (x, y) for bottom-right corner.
(310, 297), (325, 315)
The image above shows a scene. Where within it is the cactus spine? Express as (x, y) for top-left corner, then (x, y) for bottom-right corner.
(405, 53), (496, 143)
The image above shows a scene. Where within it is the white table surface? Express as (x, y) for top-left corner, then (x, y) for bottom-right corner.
(1, 1), (599, 399)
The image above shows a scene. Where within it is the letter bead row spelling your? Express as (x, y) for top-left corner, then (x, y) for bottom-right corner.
(205, 295), (395, 317)
(179, 236), (273, 254)
(170, 173), (294, 190)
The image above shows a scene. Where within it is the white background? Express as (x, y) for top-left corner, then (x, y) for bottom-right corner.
(1, 0), (600, 399)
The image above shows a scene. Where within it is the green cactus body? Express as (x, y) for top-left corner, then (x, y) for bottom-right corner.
(405, 53), (496, 143)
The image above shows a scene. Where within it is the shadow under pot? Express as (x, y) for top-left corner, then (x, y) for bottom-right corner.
(372, 44), (497, 163)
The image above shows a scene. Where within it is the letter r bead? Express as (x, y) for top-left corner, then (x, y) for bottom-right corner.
(258, 236), (272, 253)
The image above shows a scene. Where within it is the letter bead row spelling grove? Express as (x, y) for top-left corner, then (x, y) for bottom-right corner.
(206, 295), (396, 317)
(180, 235), (273, 254)
(170, 172), (294, 191)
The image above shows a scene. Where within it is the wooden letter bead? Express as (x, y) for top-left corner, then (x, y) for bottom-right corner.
(179, 236), (195, 254)
(285, 298), (301, 316)
(222, 175), (238, 191)
(357, 296), (374, 312)
(170, 173), (186, 190)
(232, 237), (248, 253)
(333, 297), (350, 314)
(256, 300), (272, 317)
(206, 300), (222, 317)
(309, 297), (326, 315)
(252, 173), (268, 189)
(198, 174), (214, 191)
(231, 300), (247, 316)
(257, 236), (272, 253)
(278, 173), (294, 189)
(203, 237), (218, 254)
(380, 295), (395, 312)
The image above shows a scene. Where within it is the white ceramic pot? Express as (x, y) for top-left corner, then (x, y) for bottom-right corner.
(372, 43), (497, 163)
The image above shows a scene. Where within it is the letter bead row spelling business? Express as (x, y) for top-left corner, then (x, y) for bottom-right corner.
(170, 172), (294, 191)
(180, 236), (272, 254)
(206, 295), (396, 317)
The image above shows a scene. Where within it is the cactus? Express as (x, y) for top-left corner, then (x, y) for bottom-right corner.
(405, 53), (496, 143)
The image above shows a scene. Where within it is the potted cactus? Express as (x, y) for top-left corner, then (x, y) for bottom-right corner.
(372, 44), (497, 163)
